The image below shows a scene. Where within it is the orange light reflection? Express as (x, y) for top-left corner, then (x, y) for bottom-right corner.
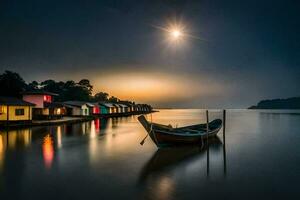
(42, 134), (54, 169)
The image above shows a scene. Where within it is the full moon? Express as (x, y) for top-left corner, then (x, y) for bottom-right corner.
(171, 30), (181, 39)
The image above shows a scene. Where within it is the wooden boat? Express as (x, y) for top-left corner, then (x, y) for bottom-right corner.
(138, 115), (222, 148)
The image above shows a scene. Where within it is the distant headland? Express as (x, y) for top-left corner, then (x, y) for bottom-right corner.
(249, 97), (300, 109)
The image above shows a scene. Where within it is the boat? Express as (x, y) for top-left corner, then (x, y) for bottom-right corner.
(138, 115), (222, 148)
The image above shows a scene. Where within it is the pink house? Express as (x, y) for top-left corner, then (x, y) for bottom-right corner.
(22, 91), (65, 119)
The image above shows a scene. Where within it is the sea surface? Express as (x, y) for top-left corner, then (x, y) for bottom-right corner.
(1, 109), (300, 200)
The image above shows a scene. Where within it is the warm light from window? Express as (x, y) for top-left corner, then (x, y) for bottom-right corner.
(44, 95), (52, 103)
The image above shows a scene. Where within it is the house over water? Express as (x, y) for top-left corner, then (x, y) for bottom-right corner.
(121, 102), (134, 112)
(0, 96), (35, 124)
(113, 104), (122, 113)
(98, 102), (116, 114)
(118, 104), (129, 113)
(63, 101), (91, 116)
(89, 103), (100, 115)
(22, 91), (65, 119)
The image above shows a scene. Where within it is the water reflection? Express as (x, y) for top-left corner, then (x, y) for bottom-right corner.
(0, 110), (300, 199)
(42, 134), (54, 169)
(138, 137), (226, 200)
(0, 118), (110, 171)
(0, 129), (32, 173)
(90, 121), (97, 139)
(94, 119), (100, 132)
(89, 120), (101, 164)
(99, 118), (108, 135)
(0, 129), (32, 151)
(0, 134), (4, 172)
(57, 126), (62, 148)
(153, 176), (175, 200)
(139, 137), (224, 183)
(6, 129), (31, 150)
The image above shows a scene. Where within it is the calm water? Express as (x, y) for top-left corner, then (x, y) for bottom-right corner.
(1, 109), (300, 200)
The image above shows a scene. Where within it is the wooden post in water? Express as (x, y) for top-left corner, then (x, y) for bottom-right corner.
(206, 110), (209, 137)
(223, 110), (226, 143)
(206, 110), (209, 176)
(223, 109), (227, 175)
(223, 140), (227, 176)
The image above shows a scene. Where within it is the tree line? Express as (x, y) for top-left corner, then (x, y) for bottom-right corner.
(0, 70), (133, 103)
(249, 97), (300, 109)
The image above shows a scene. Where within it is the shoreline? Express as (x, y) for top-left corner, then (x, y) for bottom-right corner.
(0, 110), (158, 130)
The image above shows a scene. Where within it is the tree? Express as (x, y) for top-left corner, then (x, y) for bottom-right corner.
(41, 80), (60, 93)
(94, 92), (109, 102)
(40, 80), (64, 101)
(27, 81), (39, 91)
(37, 80), (91, 101)
(108, 96), (119, 103)
(0, 70), (27, 97)
(0, 70), (134, 105)
(78, 79), (93, 96)
(64, 80), (76, 88)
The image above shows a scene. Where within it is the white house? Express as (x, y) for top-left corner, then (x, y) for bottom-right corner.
(119, 104), (129, 113)
(63, 101), (90, 116)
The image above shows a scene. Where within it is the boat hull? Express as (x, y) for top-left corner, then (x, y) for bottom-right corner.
(150, 128), (220, 147)
(137, 115), (222, 148)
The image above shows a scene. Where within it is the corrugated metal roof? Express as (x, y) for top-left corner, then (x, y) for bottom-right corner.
(86, 103), (95, 107)
(118, 104), (128, 108)
(113, 104), (121, 108)
(98, 102), (115, 108)
(63, 101), (88, 107)
(88, 102), (99, 107)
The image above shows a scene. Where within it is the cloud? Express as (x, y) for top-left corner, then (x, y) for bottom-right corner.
(90, 69), (229, 106)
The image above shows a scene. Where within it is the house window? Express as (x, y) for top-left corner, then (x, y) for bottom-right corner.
(15, 109), (25, 116)
(44, 95), (52, 103)
(0, 106), (4, 114)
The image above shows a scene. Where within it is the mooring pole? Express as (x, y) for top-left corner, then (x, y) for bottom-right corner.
(206, 110), (209, 137)
(223, 140), (227, 175)
(207, 144), (210, 177)
(223, 110), (226, 143)
(206, 110), (209, 176)
(223, 109), (227, 175)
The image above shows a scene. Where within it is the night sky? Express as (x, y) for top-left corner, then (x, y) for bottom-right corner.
(0, 0), (299, 108)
